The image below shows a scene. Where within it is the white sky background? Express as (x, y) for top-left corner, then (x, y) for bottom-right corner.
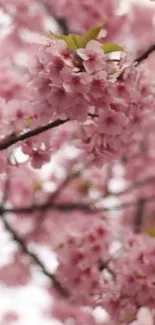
(0, 0), (153, 324)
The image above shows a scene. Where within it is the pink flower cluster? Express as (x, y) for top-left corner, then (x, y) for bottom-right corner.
(56, 221), (112, 306)
(0, 1), (155, 324)
(31, 37), (154, 165)
(0, 252), (31, 287)
(102, 234), (155, 323)
(52, 300), (97, 325)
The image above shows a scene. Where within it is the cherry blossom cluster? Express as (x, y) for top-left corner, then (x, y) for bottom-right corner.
(31, 36), (155, 165)
(56, 220), (112, 306)
(101, 234), (155, 323)
(52, 300), (98, 325)
(0, 0), (155, 324)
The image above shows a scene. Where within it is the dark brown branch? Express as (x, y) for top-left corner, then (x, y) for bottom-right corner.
(98, 259), (115, 279)
(46, 169), (82, 204)
(134, 198), (145, 233)
(41, 0), (69, 34)
(0, 119), (68, 151)
(30, 169), (82, 240)
(0, 195), (155, 216)
(0, 202), (95, 215)
(135, 44), (155, 65)
(103, 195), (155, 212)
(103, 196), (155, 212)
(88, 113), (98, 118)
(0, 173), (69, 298)
(53, 17), (69, 34)
(0, 210), (69, 297)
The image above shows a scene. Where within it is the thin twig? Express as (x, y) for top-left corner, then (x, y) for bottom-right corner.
(0, 119), (68, 151)
(53, 17), (69, 34)
(88, 113), (98, 118)
(0, 213), (69, 297)
(134, 198), (145, 233)
(46, 169), (82, 203)
(41, 0), (69, 34)
(0, 176), (69, 298)
(28, 169), (82, 240)
(2, 171), (10, 203)
(98, 259), (115, 279)
(0, 202), (95, 215)
(135, 44), (155, 65)
(0, 195), (155, 215)
(103, 196), (154, 213)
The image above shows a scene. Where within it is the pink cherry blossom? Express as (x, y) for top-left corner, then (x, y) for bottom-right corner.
(0, 253), (31, 287)
(52, 300), (97, 325)
(77, 41), (106, 74)
(101, 234), (155, 322)
(55, 221), (112, 306)
(31, 36), (155, 165)
(98, 109), (129, 136)
(0, 1), (155, 324)
(60, 66), (92, 94)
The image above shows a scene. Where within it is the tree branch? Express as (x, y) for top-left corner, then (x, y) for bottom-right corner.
(41, 0), (69, 34)
(52, 16), (69, 34)
(135, 44), (155, 65)
(103, 196), (154, 212)
(0, 201), (95, 215)
(0, 213), (69, 297)
(0, 119), (68, 151)
(0, 195), (155, 216)
(134, 198), (145, 233)
(0, 175), (69, 298)
(98, 259), (115, 279)
(28, 169), (83, 240)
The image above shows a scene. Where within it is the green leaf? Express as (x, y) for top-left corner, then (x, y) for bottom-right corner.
(51, 33), (86, 50)
(143, 227), (155, 237)
(102, 43), (124, 54)
(71, 34), (86, 48)
(83, 22), (105, 43)
(51, 21), (105, 50)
